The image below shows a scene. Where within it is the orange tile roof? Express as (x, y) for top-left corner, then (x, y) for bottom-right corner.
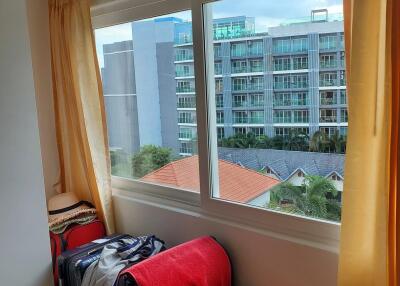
(141, 155), (281, 203)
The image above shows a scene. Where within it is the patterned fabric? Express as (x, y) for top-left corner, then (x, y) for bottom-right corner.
(49, 213), (97, 234)
(81, 236), (164, 286)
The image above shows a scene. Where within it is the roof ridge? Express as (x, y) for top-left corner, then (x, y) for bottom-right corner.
(141, 155), (195, 179)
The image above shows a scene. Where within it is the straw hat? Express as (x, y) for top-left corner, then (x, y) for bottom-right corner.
(48, 192), (96, 228)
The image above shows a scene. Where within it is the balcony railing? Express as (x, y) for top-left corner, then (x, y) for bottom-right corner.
(179, 132), (194, 139)
(320, 61), (337, 69)
(320, 98), (337, 105)
(319, 116), (337, 123)
(249, 117), (264, 124)
(178, 117), (196, 124)
(233, 100), (247, 108)
(177, 102), (196, 108)
(176, 86), (196, 93)
(273, 117), (292, 123)
(175, 54), (193, 61)
(176, 71), (194, 77)
(319, 79), (338, 87)
(233, 117), (248, 124)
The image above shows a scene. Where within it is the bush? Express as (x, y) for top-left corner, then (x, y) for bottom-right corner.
(131, 145), (173, 178)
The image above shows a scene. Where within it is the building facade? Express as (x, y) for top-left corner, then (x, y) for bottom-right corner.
(174, 15), (347, 156)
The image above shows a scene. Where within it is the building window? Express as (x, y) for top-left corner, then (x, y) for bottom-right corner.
(231, 60), (247, 73)
(273, 110), (292, 123)
(217, 127), (225, 139)
(180, 142), (193, 154)
(233, 94), (247, 107)
(232, 77), (247, 91)
(340, 90), (347, 104)
(320, 91), (337, 105)
(216, 111), (224, 124)
(250, 59), (264, 72)
(273, 92), (291, 106)
(320, 126), (338, 137)
(177, 96), (196, 108)
(214, 62), (222, 75)
(214, 44), (222, 58)
(175, 64), (192, 77)
(250, 127), (265, 137)
(320, 54), (337, 69)
(179, 127), (194, 139)
(292, 92), (308, 106)
(233, 111), (248, 124)
(273, 38), (291, 53)
(273, 75), (290, 89)
(179, 112), (196, 124)
(175, 48), (193, 61)
(249, 93), (264, 107)
(231, 42), (247, 57)
(249, 111), (264, 124)
(249, 76), (264, 91)
(291, 74), (308, 89)
(248, 40), (264, 56)
(340, 126), (348, 136)
(340, 109), (348, 123)
(215, 79), (223, 93)
(293, 110), (309, 123)
(320, 109), (337, 123)
(320, 72), (338, 87)
(216, 94), (223, 108)
(177, 80), (195, 93)
(340, 70), (346, 86)
(292, 37), (308, 52)
(320, 34), (337, 50)
(234, 127), (246, 135)
(274, 57), (291, 71)
(293, 56), (308, 70)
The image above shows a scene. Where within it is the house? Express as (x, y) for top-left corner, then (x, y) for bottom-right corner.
(141, 155), (281, 207)
(218, 147), (345, 194)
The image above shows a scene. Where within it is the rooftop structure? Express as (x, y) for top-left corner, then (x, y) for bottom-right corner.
(141, 155), (280, 205)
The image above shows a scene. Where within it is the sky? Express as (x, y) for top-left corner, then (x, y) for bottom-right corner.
(95, 0), (343, 68)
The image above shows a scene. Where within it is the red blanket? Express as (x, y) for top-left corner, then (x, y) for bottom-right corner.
(120, 236), (231, 286)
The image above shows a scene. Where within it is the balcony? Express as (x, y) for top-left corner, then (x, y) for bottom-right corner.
(175, 54), (193, 62)
(319, 79), (338, 87)
(320, 61), (337, 69)
(320, 116), (337, 123)
(175, 71), (194, 77)
(177, 102), (196, 108)
(176, 86), (196, 93)
(233, 100), (247, 108)
(179, 132), (194, 140)
(249, 117), (264, 124)
(320, 97), (337, 105)
(233, 117), (248, 124)
(178, 117), (196, 124)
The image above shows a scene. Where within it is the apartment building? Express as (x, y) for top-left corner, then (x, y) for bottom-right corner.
(175, 14), (347, 155)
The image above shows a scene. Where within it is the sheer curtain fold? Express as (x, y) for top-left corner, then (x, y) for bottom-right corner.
(49, 0), (115, 233)
(339, 0), (399, 285)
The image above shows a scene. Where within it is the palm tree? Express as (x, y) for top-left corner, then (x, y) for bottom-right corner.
(269, 175), (340, 220)
(329, 130), (346, 154)
(309, 131), (330, 152)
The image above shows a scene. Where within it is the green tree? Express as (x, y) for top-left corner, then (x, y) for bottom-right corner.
(329, 130), (346, 154)
(132, 145), (173, 178)
(269, 175), (341, 221)
(309, 131), (330, 152)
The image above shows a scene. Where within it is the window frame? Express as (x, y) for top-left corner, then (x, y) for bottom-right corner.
(92, 0), (341, 251)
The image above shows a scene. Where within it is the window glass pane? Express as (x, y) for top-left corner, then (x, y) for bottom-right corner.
(208, 0), (346, 222)
(95, 11), (201, 192)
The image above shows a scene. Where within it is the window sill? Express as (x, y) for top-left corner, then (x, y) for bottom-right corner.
(112, 176), (340, 253)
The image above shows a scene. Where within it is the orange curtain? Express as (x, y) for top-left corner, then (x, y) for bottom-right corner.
(49, 0), (115, 233)
(338, 0), (399, 285)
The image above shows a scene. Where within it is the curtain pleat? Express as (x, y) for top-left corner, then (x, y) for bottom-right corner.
(49, 0), (115, 234)
(339, 0), (399, 285)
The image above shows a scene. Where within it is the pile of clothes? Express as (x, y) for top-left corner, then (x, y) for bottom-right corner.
(48, 192), (98, 234)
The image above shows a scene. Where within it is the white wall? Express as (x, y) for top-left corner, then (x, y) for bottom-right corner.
(26, 0), (60, 200)
(113, 192), (338, 286)
(0, 0), (53, 285)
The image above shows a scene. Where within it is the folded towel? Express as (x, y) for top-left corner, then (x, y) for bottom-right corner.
(119, 236), (231, 286)
(49, 213), (97, 234)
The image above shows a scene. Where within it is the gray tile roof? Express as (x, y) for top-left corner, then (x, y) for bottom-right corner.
(218, 147), (345, 181)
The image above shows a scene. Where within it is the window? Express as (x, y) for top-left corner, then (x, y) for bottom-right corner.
(274, 92), (291, 106)
(273, 75), (290, 89)
(273, 38), (291, 53)
(249, 111), (264, 124)
(291, 74), (308, 89)
(248, 40), (263, 56)
(320, 72), (337, 87)
(95, 10), (200, 187)
(214, 62), (222, 75)
(320, 91), (337, 105)
(231, 60), (247, 73)
(216, 94), (223, 108)
(293, 56), (308, 70)
(216, 111), (224, 124)
(320, 109), (337, 123)
(233, 94), (247, 107)
(250, 59), (264, 72)
(293, 110), (309, 123)
(232, 77), (247, 91)
(292, 92), (308, 106)
(95, 0), (346, 233)
(340, 70), (346, 86)
(249, 93), (264, 107)
(320, 54), (337, 69)
(320, 34), (337, 50)
(292, 37), (308, 52)
(340, 109), (348, 122)
(274, 57), (291, 71)
(340, 90), (347, 104)
(233, 111), (248, 123)
(320, 126), (338, 137)
(231, 42), (246, 57)
(273, 110), (292, 123)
